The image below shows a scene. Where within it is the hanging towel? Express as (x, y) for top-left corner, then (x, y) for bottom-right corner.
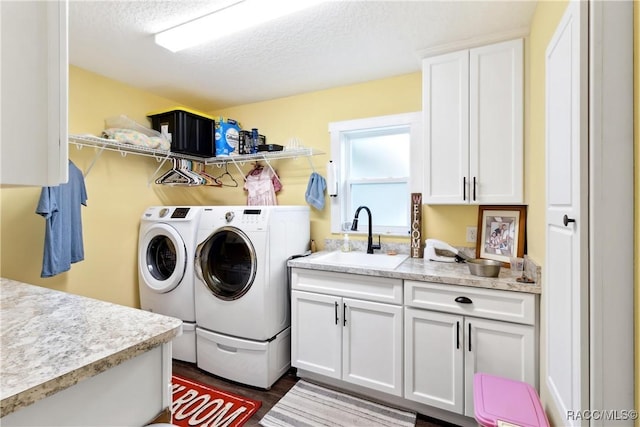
(36, 160), (88, 278)
(305, 172), (326, 210)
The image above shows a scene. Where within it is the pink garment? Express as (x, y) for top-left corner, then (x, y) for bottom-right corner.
(244, 166), (282, 206)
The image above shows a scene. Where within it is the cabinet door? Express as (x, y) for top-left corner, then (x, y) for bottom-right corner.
(342, 298), (403, 396)
(463, 317), (535, 417)
(469, 39), (523, 204)
(291, 290), (342, 379)
(422, 50), (469, 204)
(0, 0), (68, 186)
(404, 308), (463, 413)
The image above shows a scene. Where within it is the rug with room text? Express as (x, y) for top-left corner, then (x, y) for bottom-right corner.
(171, 374), (262, 427)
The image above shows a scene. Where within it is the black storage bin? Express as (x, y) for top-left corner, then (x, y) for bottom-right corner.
(148, 108), (216, 157)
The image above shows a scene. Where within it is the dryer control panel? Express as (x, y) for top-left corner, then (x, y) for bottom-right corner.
(221, 208), (268, 231)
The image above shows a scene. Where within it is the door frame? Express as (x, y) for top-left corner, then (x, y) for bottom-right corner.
(588, 0), (634, 420)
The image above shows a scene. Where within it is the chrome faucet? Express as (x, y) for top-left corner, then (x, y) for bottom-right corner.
(350, 206), (381, 254)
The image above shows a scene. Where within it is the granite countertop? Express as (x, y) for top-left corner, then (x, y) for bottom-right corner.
(288, 251), (541, 294)
(0, 278), (183, 417)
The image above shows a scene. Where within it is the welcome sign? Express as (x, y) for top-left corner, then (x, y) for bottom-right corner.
(411, 193), (423, 258)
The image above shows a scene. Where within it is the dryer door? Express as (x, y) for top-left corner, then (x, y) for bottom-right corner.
(195, 226), (257, 301)
(139, 223), (187, 293)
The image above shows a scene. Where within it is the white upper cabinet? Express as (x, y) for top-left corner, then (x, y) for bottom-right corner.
(422, 39), (523, 204)
(1, 1), (69, 186)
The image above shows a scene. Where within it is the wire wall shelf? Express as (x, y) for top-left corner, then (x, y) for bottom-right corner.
(68, 134), (324, 183)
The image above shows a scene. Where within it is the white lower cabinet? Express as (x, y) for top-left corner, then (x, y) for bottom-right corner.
(291, 290), (342, 379)
(462, 317), (534, 417)
(290, 268), (538, 421)
(291, 269), (404, 396)
(404, 308), (464, 413)
(404, 280), (537, 417)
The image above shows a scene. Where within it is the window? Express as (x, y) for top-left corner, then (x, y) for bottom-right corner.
(329, 112), (422, 237)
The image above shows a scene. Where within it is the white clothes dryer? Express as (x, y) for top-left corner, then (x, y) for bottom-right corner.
(194, 206), (310, 388)
(138, 206), (202, 363)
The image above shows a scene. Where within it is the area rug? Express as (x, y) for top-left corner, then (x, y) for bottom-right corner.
(259, 380), (416, 427)
(171, 374), (261, 427)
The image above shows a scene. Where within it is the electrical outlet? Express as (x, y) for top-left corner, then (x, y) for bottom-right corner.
(466, 226), (477, 243)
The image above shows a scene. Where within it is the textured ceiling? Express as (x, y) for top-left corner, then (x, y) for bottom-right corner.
(69, 0), (537, 111)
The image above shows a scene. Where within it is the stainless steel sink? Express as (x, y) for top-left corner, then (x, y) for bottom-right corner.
(311, 251), (409, 270)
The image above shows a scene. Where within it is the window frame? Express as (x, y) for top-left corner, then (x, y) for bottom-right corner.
(328, 111), (422, 237)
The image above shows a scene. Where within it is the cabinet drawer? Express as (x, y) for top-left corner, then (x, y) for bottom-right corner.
(291, 268), (402, 304)
(404, 281), (535, 325)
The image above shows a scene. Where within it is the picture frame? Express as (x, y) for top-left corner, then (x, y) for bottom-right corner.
(476, 205), (527, 265)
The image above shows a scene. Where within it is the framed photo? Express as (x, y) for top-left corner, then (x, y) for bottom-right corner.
(476, 205), (527, 265)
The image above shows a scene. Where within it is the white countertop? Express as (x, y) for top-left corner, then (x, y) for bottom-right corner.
(288, 251), (541, 294)
(0, 278), (182, 417)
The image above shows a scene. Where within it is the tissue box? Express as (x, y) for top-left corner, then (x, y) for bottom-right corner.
(147, 108), (216, 157)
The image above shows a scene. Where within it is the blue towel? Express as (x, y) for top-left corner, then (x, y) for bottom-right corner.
(305, 172), (326, 210)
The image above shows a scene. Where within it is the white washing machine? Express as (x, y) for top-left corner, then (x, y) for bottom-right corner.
(138, 206), (202, 363)
(194, 206), (310, 389)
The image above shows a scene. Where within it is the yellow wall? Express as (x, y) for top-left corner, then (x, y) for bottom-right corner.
(211, 76), (478, 248)
(0, 67), (185, 305)
(0, 66), (477, 307)
(526, 0), (568, 265)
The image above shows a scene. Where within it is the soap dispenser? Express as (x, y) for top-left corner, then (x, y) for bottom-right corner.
(341, 234), (351, 252)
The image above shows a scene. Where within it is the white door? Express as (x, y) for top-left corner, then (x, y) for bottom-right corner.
(342, 298), (403, 396)
(404, 308), (463, 413)
(463, 317), (535, 417)
(469, 39), (523, 204)
(291, 290), (342, 379)
(422, 50), (469, 204)
(544, 1), (589, 425)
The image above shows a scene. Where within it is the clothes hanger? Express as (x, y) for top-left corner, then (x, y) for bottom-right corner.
(193, 162), (221, 186)
(179, 159), (205, 185)
(249, 161), (264, 177)
(155, 159), (200, 186)
(214, 163), (239, 187)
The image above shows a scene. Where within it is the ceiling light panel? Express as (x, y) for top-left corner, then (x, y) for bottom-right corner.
(155, 0), (323, 52)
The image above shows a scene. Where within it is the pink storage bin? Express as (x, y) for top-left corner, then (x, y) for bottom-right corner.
(473, 373), (549, 427)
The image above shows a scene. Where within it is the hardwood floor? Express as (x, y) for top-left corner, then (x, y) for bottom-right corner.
(172, 360), (459, 427)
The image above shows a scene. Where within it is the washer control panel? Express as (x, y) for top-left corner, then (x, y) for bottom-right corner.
(143, 206), (196, 221)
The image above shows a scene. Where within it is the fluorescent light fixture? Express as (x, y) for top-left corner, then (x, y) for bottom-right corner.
(155, 0), (323, 52)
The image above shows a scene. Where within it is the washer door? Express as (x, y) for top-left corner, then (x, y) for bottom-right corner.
(195, 226), (257, 301)
(139, 223), (187, 293)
